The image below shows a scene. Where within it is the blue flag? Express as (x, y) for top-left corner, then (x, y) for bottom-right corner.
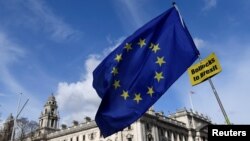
(93, 6), (199, 137)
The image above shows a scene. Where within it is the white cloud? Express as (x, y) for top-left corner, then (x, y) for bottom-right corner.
(193, 37), (206, 49)
(203, 0), (217, 10)
(56, 55), (101, 124)
(56, 39), (123, 125)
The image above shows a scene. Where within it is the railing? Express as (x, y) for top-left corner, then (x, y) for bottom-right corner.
(47, 121), (97, 139)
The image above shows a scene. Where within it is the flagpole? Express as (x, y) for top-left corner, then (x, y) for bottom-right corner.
(172, 2), (184, 27)
(188, 91), (195, 111)
(188, 91), (196, 129)
(197, 56), (231, 125)
(208, 78), (231, 124)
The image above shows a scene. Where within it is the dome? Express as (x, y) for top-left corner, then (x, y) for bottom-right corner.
(44, 93), (58, 107)
(48, 93), (56, 101)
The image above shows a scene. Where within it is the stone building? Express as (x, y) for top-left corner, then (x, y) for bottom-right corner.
(23, 95), (211, 141)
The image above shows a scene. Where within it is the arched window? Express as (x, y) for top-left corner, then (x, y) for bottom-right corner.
(83, 135), (86, 141)
(51, 119), (54, 127)
(41, 119), (43, 127)
(90, 133), (94, 140)
(76, 136), (79, 141)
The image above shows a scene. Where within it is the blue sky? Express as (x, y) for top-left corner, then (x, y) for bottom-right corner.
(1, 0), (250, 126)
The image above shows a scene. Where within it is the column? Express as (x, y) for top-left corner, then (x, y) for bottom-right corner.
(195, 131), (201, 141)
(182, 135), (186, 141)
(188, 131), (193, 141)
(165, 130), (169, 140)
(117, 131), (123, 141)
(171, 132), (174, 141)
(176, 134), (180, 141)
(141, 123), (146, 141)
(136, 121), (143, 141)
(152, 126), (159, 141)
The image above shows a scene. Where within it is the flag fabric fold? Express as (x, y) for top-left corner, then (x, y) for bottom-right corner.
(93, 6), (199, 137)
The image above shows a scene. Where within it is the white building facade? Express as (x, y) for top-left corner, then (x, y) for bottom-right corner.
(28, 95), (211, 141)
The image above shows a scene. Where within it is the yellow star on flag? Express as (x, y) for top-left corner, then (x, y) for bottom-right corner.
(152, 44), (160, 53)
(138, 38), (146, 48)
(156, 56), (166, 66)
(114, 54), (122, 62)
(124, 43), (132, 52)
(121, 90), (129, 100)
(111, 67), (118, 76)
(113, 80), (120, 89)
(133, 93), (142, 104)
(147, 86), (154, 97)
(154, 71), (164, 82)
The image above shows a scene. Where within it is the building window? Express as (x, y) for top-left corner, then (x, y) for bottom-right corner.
(90, 133), (94, 140)
(160, 128), (164, 136)
(70, 138), (72, 141)
(146, 123), (151, 131)
(76, 136), (79, 141)
(41, 119), (43, 127)
(173, 133), (177, 140)
(51, 119), (54, 127)
(51, 108), (54, 114)
(185, 136), (188, 141)
(127, 138), (132, 141)
(83, 135), (85, 141)
(189, 118), (193, 128)
(179, 135), (183, 141)
(146, 123), (150, 130)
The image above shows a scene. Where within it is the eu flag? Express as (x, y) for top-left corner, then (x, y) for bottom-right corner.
(93, 6), (199, 137)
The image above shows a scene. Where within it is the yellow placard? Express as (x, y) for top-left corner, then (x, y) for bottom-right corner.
(188, 53), (222, 86)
